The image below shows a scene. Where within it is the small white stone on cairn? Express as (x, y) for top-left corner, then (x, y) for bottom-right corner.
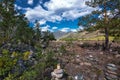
(51, 64), (64, 80)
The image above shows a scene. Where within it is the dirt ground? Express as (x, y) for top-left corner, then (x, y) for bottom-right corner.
(49, 41), (120, 80)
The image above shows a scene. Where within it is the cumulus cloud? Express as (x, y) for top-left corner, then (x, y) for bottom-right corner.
(41, 25), (50, 31)
(52, 26), (58, 30)
(44, 0), (91, 11)
(15, 0), (98, 32)
(62, 8), (95, 20)
(60, 28), (70, 32)
(38, 19), (46, 25)
(44, 0), (76, 11)
(25, 5), (53, 21)
(70, 29), (77, 32)
(24, 0), (96, 23)
(25, 5), (63, 23)
(60, 28), (78, 32)
(28, 0), (33, 5)
(44, 0), (96, 20)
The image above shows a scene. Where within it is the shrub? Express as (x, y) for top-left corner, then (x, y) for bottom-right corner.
(23, 51), (31, 60)
(59, 45), (66, 53)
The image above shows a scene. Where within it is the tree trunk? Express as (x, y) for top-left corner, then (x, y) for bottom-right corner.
(104, 0), (109, 50)
(104, 27), (109, 50)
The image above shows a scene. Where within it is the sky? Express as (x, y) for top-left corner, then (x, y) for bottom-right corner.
(15, 0), (97, 32)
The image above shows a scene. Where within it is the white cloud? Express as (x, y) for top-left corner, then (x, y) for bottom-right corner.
(14, 4), (22, 10)
(24, 0), (96, 23)
(62, 8), (95, 20)
(44, 0), (76, 11)
(41, 25), (50, 31)
(25, 5), (53, 21)
(60, 28), (70, 32)
(60, 28), (77, 32)
(44, 0), (89, 11)
(70, 29), (77, 32)
(52, 26), (58, 30)
(28, 0), (33, 5)
(44, 0), (96, 20)
(50, 15), (62, 22)
(25, 5), (63, 23)
(38, 19), (46, 25)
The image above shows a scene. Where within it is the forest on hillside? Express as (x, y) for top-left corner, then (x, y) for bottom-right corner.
(0, 0), (120, 80)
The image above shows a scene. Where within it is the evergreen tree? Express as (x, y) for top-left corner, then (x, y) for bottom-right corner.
(33, 20), (41, 42)
(78, 0), (120, 50)
(0, 0), (17, 40)
(0, 0), (35, 44)
(49, 32), (56, 41)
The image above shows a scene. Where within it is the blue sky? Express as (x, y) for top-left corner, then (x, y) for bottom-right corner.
(15, 0), (97, 32)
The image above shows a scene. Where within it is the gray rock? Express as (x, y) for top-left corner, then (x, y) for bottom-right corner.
(105, 63), (119, 80)
(74, 73), (84, 80)
(51, 64), (64, 79)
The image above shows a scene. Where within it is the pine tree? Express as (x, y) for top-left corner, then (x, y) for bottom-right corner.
(0, 0), (17, 40)
(0, 0), (35, 44)
(33, 20), (41, 42)
(78, 0), (120, 50)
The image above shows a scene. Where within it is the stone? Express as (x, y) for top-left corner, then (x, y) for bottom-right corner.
(80, 62), (84, 66)
(84, 62), (92, 66)
(74, 73), (84, 80)
(107, 66), (117, 71)
(115, 54), (120, 58)
(76, 55), (80, 58)
(106, 70), (117, 75)
(80, 42), (83, 45)
(51, 71), (63, 79)
(106, 64), (117, 71)
(80, 62), (91, 66)
(89, 55), (93, 58)
(107, 64), (116, 67)
(100, 52), (103, 55)
(51, 64), (64, 79)
(54, 69), (64, 74)
(105, 63), (119, 80)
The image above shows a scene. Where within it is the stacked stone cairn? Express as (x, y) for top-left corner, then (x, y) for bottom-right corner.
(51, 64), (64, 80)
(105, 63), (119, 80)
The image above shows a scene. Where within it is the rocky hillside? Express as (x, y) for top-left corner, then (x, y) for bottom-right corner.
(53, 30), (69, 39)
(59, 30), (106, 41)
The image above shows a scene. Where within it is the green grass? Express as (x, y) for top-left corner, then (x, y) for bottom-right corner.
(85, 36), (114, 41)
(61, 36), (115, 41)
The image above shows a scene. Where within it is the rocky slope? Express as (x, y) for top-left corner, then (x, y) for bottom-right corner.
(59, 30), (105, 40)
(53, 31), (69, 39)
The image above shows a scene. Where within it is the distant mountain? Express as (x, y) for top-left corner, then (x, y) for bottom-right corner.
(53, 30), (69, 39)
(59, 30), (105, 40)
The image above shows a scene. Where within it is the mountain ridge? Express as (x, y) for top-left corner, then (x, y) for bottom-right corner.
(58, 30), (105, 41)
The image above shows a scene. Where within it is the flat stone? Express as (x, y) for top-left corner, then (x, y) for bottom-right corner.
(105, 76), (118, 80)
(107, 64), (116, 67)
(106, 66), (117, 71)
(105, 72), (118, 79)
(106, 70), (117, 75)
(51, 72), (63, 79)
(54, 69), (64, 74)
